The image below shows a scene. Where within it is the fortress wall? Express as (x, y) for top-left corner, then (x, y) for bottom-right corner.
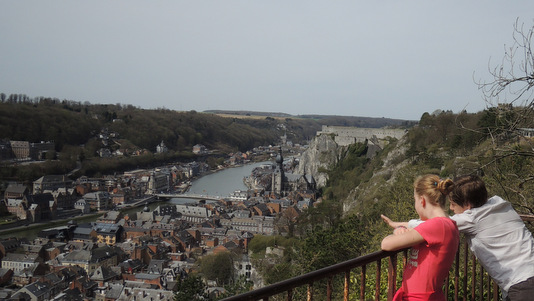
(318, 125), (406, 146)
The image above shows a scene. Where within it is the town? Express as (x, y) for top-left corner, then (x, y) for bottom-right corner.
(0, 137), (318, 300)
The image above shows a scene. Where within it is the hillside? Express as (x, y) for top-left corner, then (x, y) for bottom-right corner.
(0, 98), (418, 187)
(0, 101), (283, 153)
(243, 107), (534, 286)
(289, 107), (534, 276)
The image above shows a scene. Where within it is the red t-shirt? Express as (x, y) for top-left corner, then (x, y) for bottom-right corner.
(396, 217), (459, 301)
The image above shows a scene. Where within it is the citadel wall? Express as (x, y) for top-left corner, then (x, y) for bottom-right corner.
(317, 125), (406, 146)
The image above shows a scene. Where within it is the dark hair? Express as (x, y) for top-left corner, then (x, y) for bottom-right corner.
(449, 175), (488, 208)
(414, 174), (454, 209)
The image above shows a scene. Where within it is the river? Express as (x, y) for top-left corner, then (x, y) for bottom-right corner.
(0, 161), (270, 240)
(177, 161), (268, 200)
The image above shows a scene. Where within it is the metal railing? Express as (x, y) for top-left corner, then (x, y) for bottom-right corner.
(222, 215), (534, 301)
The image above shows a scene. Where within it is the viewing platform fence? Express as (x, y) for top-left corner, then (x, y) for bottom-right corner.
(221, 215), (534, 301)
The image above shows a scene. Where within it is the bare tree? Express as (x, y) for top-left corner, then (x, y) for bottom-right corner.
(479, 18), (534, 109)
(473, 19), (534, 212)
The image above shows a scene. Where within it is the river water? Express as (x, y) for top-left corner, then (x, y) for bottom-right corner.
(1, 161), (271, 240)
(177, 161), (268, 200)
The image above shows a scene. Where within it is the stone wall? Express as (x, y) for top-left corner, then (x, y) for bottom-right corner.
(317, 125), (406, 146)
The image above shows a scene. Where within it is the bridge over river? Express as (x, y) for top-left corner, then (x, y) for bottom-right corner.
(154, 193), (222, 201)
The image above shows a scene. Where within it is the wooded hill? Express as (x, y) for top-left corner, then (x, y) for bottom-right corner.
(0, 98), (415, 186)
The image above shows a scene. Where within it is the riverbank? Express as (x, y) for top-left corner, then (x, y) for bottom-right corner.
(0, 196), (160, 239)
(0, 160), (269, 240)
(0, 212), (103, 238)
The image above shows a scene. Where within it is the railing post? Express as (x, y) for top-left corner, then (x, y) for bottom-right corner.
(388, 253), (398, 301)
(287, 288), (292, 301)
(462, 242), (468, 301)
(492, 281), (499, 301)
(345, 270), (350, 301)
(486, 273), (491, 301)
(359, 265), (366, 301)
(375, 259), (381, 301)
(479, 263), (484, 299)
(327, 277), (333, 301)
(453, 246), (459, 301)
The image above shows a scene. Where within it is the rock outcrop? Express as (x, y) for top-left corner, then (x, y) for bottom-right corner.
(296, 134), (346, 188)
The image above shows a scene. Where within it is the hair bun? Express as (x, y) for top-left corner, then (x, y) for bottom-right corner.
(437, 179), (454, 195)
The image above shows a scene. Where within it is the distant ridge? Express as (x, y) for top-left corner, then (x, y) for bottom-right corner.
(204, 110), (417, 128)
(204, 110), (292, 118)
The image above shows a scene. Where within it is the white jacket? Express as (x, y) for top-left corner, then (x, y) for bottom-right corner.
(451, 196), (534, 294)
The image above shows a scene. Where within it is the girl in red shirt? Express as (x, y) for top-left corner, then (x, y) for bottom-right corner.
(381, 174), (459, 301)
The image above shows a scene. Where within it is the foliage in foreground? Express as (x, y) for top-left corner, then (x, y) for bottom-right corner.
(174, 275), (210, 301)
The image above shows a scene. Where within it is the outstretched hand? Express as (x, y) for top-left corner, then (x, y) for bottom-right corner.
(381, 214), (409, 235)
(381, 214), (401, 228)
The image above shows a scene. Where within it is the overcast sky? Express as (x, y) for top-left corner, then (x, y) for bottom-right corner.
(1, 1), (533, 120)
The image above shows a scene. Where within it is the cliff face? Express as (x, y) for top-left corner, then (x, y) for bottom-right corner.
(296, 134), (347, 188)
(343, 135), (410, 214)
(298, 130), (411, 215)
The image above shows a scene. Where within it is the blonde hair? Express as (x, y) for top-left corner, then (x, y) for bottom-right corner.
(414, 174), (454, 208)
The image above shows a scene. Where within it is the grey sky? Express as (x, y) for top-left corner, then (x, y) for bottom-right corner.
(1, 1), (533, 120)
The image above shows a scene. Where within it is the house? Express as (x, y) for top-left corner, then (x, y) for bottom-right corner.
(0, 268), (13, 285)
(0, 238), (21, 259)
(83, 191), (112, 211)
(123, 226), (150, 241)
(110, 192), (126, 207)
(146, 259), (167, 275)
(4, 199), (28, 220)
(252, 203), (271, 216)
(93, 222), (123, 245)
(1, 253), (41, 273)
(27, 193), (56, 221)
(4, 183), (29, 201)
(100, 283), (124, 301)
(0, 139), (13, 161)
(37, 225), (72, 242)
(12, 281), (52, 301)
(29, 141), (55, 160)
(74, 199), (91, 214)
(69, 275), (97, 298)
(118, 259), (144, 274)
(60, 250), (90, 272)
(175, 204), (212, 223)
(146, 171), (170, 195)
(10, 140), (31, 160)
(47, 188), (78, 210)
(172, 230), (198, 251)
(89, 266), (119, 286)
(126, 273), (162, 288)
(20, 243), (47, 260)
(192, 144), (207, 154)
(54, 288), (85, 301)
(119, 287), (175, 301)
(131, 246), (152, 265)
(12, 262), (49, 287)
(72, 226), (97, 242)
(32, 175), (72, 195)
(97, 148), (111, 158)
(74, 184), (90, 196)
(156, 140), (168, 153)
(96, 211), (123, 224)
(61, 245), (120, 274)
(40, 272), (66, 297)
